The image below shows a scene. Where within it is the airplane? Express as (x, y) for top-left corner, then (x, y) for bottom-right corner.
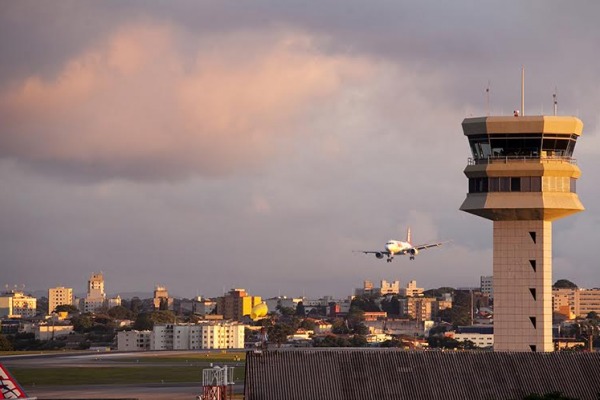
(0, 363), (36, 400)
(356, 227), (445, 262)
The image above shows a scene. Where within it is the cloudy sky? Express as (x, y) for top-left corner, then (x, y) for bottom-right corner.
(1, 1), (599, 299)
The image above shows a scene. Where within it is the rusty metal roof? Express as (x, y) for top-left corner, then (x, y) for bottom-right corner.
(244, 349), (600, 400)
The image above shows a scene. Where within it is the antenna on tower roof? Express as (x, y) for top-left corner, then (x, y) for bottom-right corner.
(553, 87), (558, 116)
(521, 66), (525, 116)
(485, 80), (491, 116)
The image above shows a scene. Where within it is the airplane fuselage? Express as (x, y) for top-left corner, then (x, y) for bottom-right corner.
(385, 240), (411, 255)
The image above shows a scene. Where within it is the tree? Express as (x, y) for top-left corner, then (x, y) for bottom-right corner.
(267, 322), (295, 347)
(347, 307), (365, 330)
(553, 279), (578, 289)
(350, 294), (381, 312)
(381, 295), (401, 316)
(0, 334), (13, 351)
(331, 318), (350, 334)
(133, 311), (176, 331)
(352, 323), (369, 335)
(276, 305), (295, 316)
(159, 298), (169, 311)
(586, 311), (599, 321)
(129, 297), (143, 315)
(71, 314), (94, 332)
(55, 304), (79, 314)
(423, 287), (455, 298)
(350, 335), (368, 347)
(300, 318), (316, 331)
(108, 305), (134, 320)
(295, 301), (306, 317)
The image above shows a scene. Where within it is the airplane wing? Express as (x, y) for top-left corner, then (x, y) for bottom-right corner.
(413, 241), (447, 251)
(354, 250), (391, 255)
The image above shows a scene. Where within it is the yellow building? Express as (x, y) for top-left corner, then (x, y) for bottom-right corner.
(216, 288), (262, 321)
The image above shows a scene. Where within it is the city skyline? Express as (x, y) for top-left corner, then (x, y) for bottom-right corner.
(1, 2), (599, 299)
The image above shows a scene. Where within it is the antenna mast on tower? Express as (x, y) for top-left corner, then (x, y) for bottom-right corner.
(486, 80), (491, 116)
(521, 66), (525, 116)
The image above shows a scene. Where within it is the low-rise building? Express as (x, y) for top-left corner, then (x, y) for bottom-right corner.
(150, 322), (245, 350)
(34, 324), (74, 340)
(451, 325), (494, 348)
(0, 290), (37, 318)
(117, 330), (152, 351)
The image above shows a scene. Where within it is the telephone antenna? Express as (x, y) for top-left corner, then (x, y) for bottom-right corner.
(553, 87), (558, 116)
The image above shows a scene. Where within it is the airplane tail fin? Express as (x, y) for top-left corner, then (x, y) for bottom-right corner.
(0, 363), (36, 399)
(406, 227), (412, 244)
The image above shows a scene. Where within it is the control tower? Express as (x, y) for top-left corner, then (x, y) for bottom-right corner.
(460, 115), (584, 352)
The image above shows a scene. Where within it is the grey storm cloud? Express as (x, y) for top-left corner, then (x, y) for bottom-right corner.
(1, 1), (599, 297)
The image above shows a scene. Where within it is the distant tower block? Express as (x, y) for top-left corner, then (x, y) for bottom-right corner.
(460, 116), (584, 352)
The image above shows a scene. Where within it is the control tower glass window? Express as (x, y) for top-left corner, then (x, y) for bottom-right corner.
(489, 134), (542, 158)
(541, 134), (577, 157)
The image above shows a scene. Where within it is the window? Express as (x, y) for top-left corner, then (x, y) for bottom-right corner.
(529, 317), (537, 329)
(511, 177), (520, 192)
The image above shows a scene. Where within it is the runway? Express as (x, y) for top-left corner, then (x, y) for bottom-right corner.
(1, 350), (244, 400)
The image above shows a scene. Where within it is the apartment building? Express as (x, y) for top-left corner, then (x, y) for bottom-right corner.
(553, 287), (600, 318)
(48, 287), (73, 314)
(216, 288), (261, 321)
(400, 280), (424, 297)
(81, 273), (121, 313)
(149, 322), (245, 350)
(117, 330), (152, 351)
(0, 290), (37, 318)
(480, 276), (493, 299)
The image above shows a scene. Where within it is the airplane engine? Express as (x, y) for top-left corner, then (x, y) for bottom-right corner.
(250, 302), (268, 320)
(375, 252), (384, 259)
(409, 248), (419, 256)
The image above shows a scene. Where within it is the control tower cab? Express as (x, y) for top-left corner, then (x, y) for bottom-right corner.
(460, 115), (584, 352)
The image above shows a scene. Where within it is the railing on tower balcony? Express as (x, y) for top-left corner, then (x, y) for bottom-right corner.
(468, 155), (577, 166)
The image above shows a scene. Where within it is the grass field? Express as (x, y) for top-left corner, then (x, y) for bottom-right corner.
(6, 352), (246, 386)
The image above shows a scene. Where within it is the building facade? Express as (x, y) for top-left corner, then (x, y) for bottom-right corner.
(0, 290), (37, 318)
(480, 276), (493, 299)
(117, 330), (152, 351)
(149, 322), (245, 350)
(553, 287), (600, 318)
(48, 287), (74, 314)
(216, 289), (262, 321)
(400, 280), (424, 297)
(153, 285), (174, 311)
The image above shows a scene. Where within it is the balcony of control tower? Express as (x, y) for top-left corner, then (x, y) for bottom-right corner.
(460, 115), (584, 221)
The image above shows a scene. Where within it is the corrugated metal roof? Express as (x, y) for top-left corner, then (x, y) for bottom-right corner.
(244, 349), (600, 400)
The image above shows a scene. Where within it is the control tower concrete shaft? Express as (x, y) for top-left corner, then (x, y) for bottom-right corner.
(460, 116), (584, 352)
